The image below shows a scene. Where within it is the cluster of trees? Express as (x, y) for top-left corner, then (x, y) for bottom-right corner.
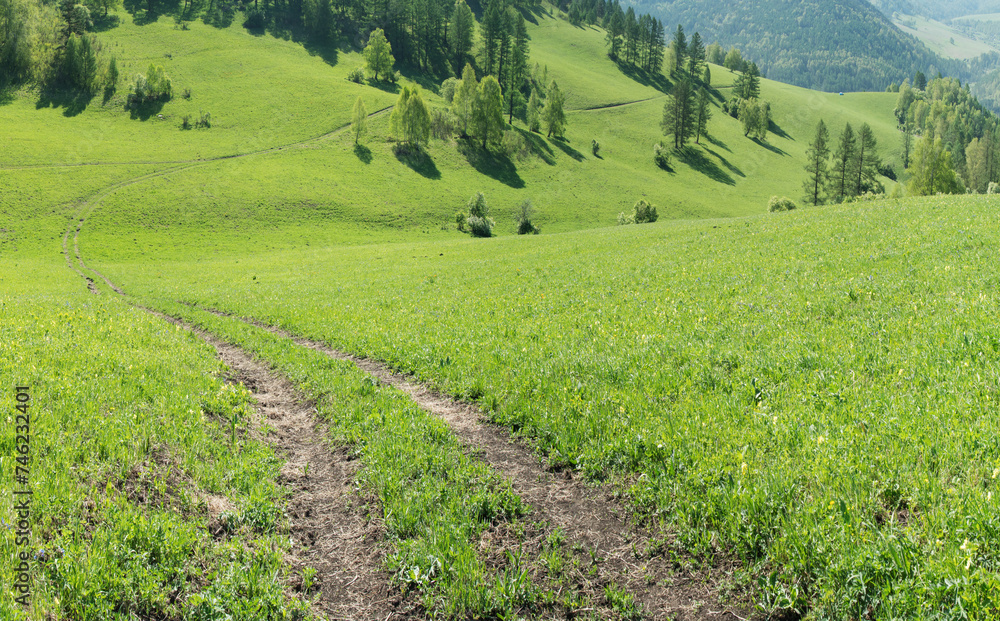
(721, 58), (770, 142)
(1, 0), (120, 93)
(658, 25), (716, 150)
(802, 120), (882, 205)
(603, 4), (665, 73)
(894, 75), (1000, 193)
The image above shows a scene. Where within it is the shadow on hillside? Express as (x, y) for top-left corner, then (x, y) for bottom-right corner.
(458, 140), (524, 188)
(677, 146), (735, 186)
(35, 87), (95, 117)
(704, 133), (730, 152)
(395, 145), (440, 179)
(519, 129), (555, 165)
(753, 137), (789, 156)
(0, 80), (17, 106)
(551, 136), (585, 161)
(517, 4), (548, 25)
(616, 62), (672, 94)
(354, 143), (373, 164)
(366, 79), (400, 95)
(91, 14), (121, 32)
(702, 145), (744, 178)
(769, 120), (792, 140)
(126, 97), (168, 120)
(123, 0), (182, 25)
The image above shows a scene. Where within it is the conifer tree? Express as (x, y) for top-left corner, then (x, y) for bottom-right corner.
(543, 81), (566, 138)
(662, 77), (695, 148)
(451, 62), (477, 136)
(527, 87), (541, 132)
(687, 32), (705, 79)
(803, 120), (830, 205)
(694, 87), (711, 144)
(852, 123), (880, 195)
(671, 23), (687, 74)
(831, 123), (857, 202)
(449, 0), (474, 72)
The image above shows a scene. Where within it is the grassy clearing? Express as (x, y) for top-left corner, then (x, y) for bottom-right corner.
(893, 13), (996, 59)
(100, 195), (1000, 617)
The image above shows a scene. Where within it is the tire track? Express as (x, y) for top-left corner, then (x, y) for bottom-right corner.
(187, 306), (753, 621)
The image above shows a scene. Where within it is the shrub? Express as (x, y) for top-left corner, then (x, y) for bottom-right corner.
(182, 88), (191, 99)
(181, 115), (192, 130)
(431, 109), (456, 141)
(515, 200), (539, 235)
(347, 67), (365, 84)
(618, 199), (657, 225)
(768, 196), (797, 212)
(127, 64), (172, 106)
(989, 182), (999, 195)
(389, 70), (401, 84)
(592, 139), (600, 157)
(466, 192), (494, 238)
(455, 211), (467, 232)
(195, 111), (211, 128)
(653, 142), (671, 169)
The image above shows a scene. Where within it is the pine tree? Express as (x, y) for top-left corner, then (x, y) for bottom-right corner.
(451, 62), (477, 136)
(352, 96), (367, 144)
(703, 64), (711, 86)
(504, 13), (529, 124)
(852, 123), (880, 195)
(687, 31), (705, 79)
(543, 80), (566, 138)
(671, 23), (687, 74)
(802, 120), (830, 206)
(364, 28), (394, 81)
(694, 87), (711, 144)
(831, 123), (856, 202)
(449, 0), (474, 72)
(661, 77), (695, 149)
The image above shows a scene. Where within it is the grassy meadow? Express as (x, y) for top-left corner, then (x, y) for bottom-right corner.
(4, 1), (999, 619)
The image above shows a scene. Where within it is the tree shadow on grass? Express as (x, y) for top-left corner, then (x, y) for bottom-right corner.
(35, 87), (95, 117)
(704, 132), (731, 152)
(701, 144), (744, 178)
(91, 13), (121, 32)
(0, 80), (18, 106)
(551, 136), (585, 161)
(769, 119), (792, 140)
(394, 144), (440, 179)
(615, 62), (672, 94)
(126, 97), (168, 121)
(366, 79), (401, 95)
(518, 128), (555, 165)
(354, 143), (373, 164)
(677, 145), (735, 186)
(752, 137), (789, 156)
(457, 140), (524, 188)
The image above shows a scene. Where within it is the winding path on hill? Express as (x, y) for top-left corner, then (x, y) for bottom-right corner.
(55, 103), (752, 619)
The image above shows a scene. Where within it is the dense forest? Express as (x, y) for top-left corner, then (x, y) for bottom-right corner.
(866, 0), (1000, 21)
(630, 0), (995, 93)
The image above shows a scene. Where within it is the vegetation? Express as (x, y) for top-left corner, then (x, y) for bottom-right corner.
(616, 198), (657, 224)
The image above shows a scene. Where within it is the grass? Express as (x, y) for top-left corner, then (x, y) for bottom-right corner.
(102, 194), (1000, 618)
(4, 2), (997, 618)
(892, 13), (996, 60)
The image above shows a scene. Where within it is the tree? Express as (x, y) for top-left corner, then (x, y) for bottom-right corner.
(734, 62), (760, 100)
(542, 80), (566, 138)
(391, 87), (431, 147)
(802, 120), (830, 206)
(964, 136), (990, 192)
(831, 123), (856, 201)
(452, 63), (477, 136)
(661, 77), (695, 149)
(472, 75), (504, 148)
(466, 192), (494, 237)
(527, 87), (541, 132)
(687, 31), (705, 78)
(604, 6), (624, 59)
(363, 28), (394, 81)
(352, 96), (367, 144)
(703, 65), (711, 86)
(504, 13), (529, 124)
(907, 137), (963, 195)
(694, 87), (711, 144)
(671, 23), (686, 74)
(852, 123), (880, 195)
(449, 0), (474, 71)
(723, 46), (743, 72)
(902, 121), (914, 169)
(914, 70), (927, 90)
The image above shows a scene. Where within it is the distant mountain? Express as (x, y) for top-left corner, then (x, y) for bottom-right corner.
(631, 0), (961, 92)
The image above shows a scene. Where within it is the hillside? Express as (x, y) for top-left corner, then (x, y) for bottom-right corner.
(631, 0), (952, 92)
(4, 2), (1000, 620)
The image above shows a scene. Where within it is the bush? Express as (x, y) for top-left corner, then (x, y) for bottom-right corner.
(617, 199), (658, 225)
(455, 211), (467, 232)
(989, 182), (999, 195)
(389, 70), (401, 84)
(347, 67), (365, 84)
(432, 109), (456, 141)
(466, 192), (494, 238)
(128, 64), (172, 106)
(653, 142), (671, 169)
(195, 111), (211, 128)
(768, 196), (797, 212)
(181, 115), (192, 130)
(592, 139), (600, 157)
(515, 200), (539, 235)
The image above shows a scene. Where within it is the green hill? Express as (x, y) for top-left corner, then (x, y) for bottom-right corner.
(4, 2), (1000, 620)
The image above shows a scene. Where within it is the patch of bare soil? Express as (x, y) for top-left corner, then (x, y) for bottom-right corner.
(223, 312), (756, 620)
